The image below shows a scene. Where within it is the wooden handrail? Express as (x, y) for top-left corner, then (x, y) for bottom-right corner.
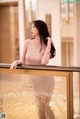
(0, 63), (80, 72)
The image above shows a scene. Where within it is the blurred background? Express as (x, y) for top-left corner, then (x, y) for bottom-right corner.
(0, 0), (80, 118)
(0, 0), (80, 67)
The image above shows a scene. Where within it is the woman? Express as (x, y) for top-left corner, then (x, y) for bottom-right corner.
(10, 20), (56, 119)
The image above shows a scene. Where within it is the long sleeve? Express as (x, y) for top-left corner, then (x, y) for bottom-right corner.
(41, 45), (51, 65)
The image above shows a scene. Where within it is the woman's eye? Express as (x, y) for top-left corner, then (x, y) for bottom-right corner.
(33, 26), (35, 28)
(32, 24), (36, 28)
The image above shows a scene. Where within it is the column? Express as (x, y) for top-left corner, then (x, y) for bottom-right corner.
(18, 0), (25, 58)
(36, 0), (61, 66)
(73, 3), (80, 113)
(51, 0), (61, 66)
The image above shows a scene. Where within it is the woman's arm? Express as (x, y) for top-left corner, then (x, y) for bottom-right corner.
(20, 39), (30, 63)
(41, 45), (51, 65)
(41, 37), (52, 65)
(10, 39), (30, 69)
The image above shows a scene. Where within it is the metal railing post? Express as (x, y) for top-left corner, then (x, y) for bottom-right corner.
(67, 72), (73, 119)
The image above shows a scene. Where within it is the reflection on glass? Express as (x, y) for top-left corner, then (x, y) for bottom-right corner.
(0, 73), (67, 119)
(32, 75), (55, 119)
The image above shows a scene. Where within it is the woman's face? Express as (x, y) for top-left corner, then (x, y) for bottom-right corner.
(31, 24), (39, 38)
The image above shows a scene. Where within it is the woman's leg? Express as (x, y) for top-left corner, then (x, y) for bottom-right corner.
(37, 95), (55, 119)
(42, 96), (55, 119)
(32, 76), (55, 119)
(37, 96), (46, 119)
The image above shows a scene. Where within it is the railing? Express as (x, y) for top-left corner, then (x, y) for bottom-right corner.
(0, 63), (80, 119)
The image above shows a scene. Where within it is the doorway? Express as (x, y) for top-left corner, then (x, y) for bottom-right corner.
(0, 2), (19, 63)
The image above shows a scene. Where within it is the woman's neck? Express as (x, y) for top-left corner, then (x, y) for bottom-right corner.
(35, 35), (40, 40)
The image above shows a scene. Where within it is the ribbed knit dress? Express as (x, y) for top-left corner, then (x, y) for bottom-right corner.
(24, 39), (54, 95)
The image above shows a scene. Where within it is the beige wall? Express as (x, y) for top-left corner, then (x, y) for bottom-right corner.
(61, 18), (74, 38)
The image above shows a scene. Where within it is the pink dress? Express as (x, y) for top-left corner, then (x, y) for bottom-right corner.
(24, 39), (55, 119)
(25, 39), (51, 65)
(24, 39), (54, 95)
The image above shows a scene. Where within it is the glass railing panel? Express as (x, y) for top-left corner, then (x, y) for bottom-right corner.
(53, 76), (67, 119)
(0, 72), (68, 119)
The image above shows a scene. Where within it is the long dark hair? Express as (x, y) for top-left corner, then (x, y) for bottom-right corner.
(33, 20), (56, 58)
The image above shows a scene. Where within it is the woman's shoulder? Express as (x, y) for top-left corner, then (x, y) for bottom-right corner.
(24, 39), (31, 46)
(24, 39), (30, 44)
(23, 39), (31, 49)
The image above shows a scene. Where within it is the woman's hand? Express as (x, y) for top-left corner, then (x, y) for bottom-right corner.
(10, 61), (18, 70)
(46, 37), (52, 46)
